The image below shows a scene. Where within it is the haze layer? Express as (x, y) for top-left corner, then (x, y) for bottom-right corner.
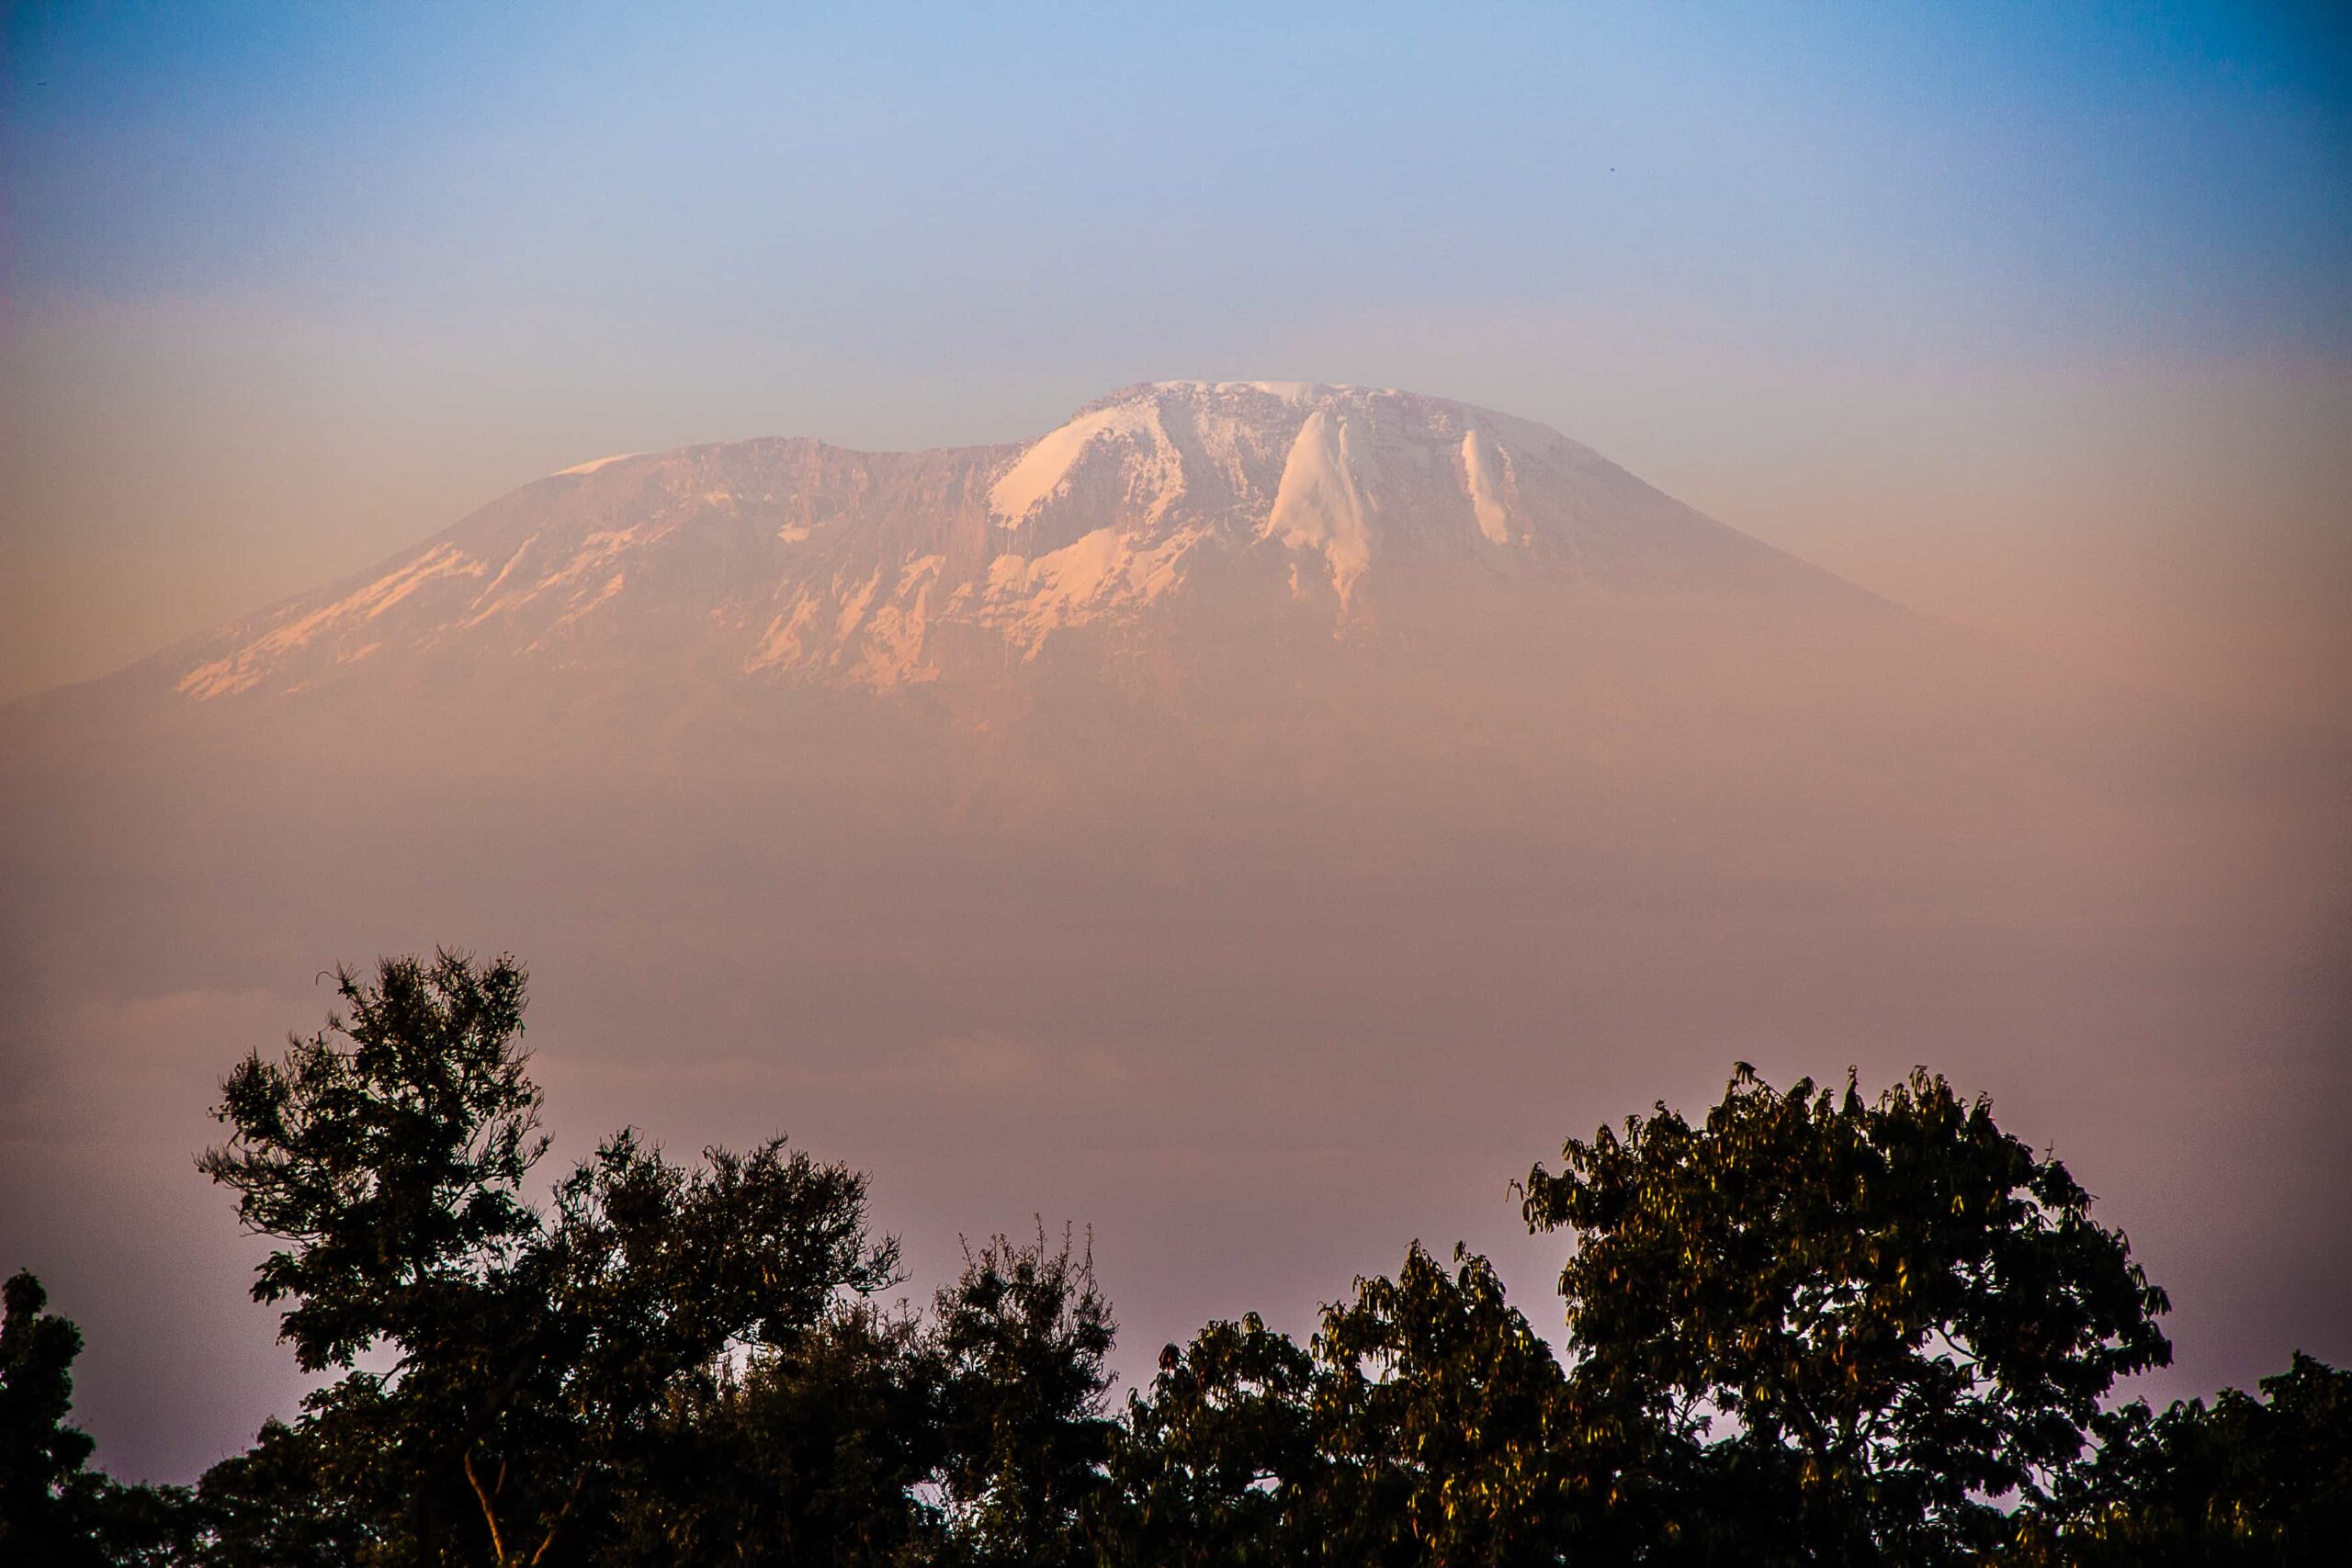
(4, 383), (2342, 1481)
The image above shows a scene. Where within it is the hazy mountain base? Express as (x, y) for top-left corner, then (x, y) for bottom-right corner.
(2, 580), (2345, 1483)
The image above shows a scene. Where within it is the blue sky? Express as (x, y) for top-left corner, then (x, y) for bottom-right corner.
(4, 2), (2347, 701)
(12, 3), (2345, 358)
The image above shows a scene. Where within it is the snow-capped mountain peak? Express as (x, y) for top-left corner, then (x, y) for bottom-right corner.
(166, 382), (1817, 704)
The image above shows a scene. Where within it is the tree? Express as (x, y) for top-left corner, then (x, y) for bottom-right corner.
(188, 1409), (387, 1567)
(1307, 1242), (1602, 1567)
(1099, 1242), (1670, 1566)
(1, 1269), (106, 1565)
(199, 952), (547, 1380)
(930, 1226), (1116, 1567)
(598, 1303), (950, 1566)
(198, 950), (899, 1566)
(2010, 1351), (2352, 1566)
(0, 1269), (194, 1568)
(1522, 1065), (2173, 1565)
(1101, 1312), (1321, 1566)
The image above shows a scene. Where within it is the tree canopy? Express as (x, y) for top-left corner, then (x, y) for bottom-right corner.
(7, 953), (2341, 1567)
(1521, 1064), (2176, 1563)
(2012, 1351), (2352, 1566)
(2, 1268), (104, 1566)
(196, 951), (900, 1566)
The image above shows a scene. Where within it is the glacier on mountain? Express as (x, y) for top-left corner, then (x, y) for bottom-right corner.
(167, 381), (1808, 703)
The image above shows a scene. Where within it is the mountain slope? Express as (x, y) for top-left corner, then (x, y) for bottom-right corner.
(153, 381), (1858, 708)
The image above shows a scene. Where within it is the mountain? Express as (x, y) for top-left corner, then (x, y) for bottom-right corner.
(147, 381), (1860, 713)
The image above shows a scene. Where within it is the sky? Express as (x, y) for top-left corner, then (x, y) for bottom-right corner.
(3, 1), (2347, 715)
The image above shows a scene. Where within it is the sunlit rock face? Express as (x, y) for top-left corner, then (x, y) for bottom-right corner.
(159, 382), (1847, 709)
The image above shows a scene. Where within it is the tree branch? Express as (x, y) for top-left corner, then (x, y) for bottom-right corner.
(527, 1472), (591, 1568)
(462, 1449), (510, 1568)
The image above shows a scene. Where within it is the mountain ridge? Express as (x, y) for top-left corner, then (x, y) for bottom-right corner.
(30, 382), (1889, 726)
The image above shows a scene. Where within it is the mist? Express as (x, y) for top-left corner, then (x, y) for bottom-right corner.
(6, 534), (2343, 1481)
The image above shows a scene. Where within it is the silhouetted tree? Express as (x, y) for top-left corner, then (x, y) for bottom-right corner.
(187, 1408), (385, 1567)
(1522, 1065), (2174, 1565)
(1308, 1243), (1584, 1564)
(1102, 1241), (1687, 1566)
(600, 1303), (949, 1565)
(42, 951), (2316, 1568)
(0, 1269), (195, 1567)
(198, 951), (899, 1566)
(2, 1269), (108, 1565)
(1100, 1312), (1321, 1565)
(930, 1227), (1115, 1567)
(2008, 1351), (2352, 1566)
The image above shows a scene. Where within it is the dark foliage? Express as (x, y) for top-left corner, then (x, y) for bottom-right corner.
(192, 951), (900, 1567)
(931, 1227), (1117, 1567)
(600, 1304), (950, 1565)
(186, 1411), (383, 1567)
(1102, 1312), (1322, 1565)
(2, 1268), (110, 1566)
(2, 1269), (195, 1565)
(198, 952), (547, 1378)
(2009, 1352), (2352, 1566)
(1522, 1064), (2177, 1564)
(15, 955), (2345, 1567)
(1306, 1242), (1591, 1564)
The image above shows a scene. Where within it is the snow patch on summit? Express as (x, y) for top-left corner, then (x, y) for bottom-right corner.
(989, 399), (1185, 528)
(1461, 427), (1513, 546)
(554, 453), (639, 477)
(1264, 408), (1376, 606)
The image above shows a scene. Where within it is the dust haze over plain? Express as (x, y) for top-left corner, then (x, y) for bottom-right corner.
(4, 379), (2346, 1483)
(3, 4), (2349, 1486)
